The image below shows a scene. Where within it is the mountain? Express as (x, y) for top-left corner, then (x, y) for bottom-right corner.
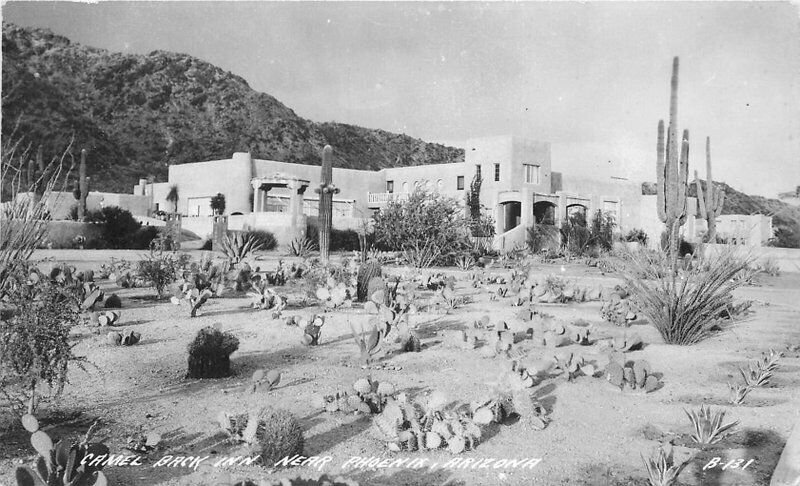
(1, 23), (464, 193)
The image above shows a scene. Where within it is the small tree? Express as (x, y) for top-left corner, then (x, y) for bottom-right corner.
(0, 273), (83, 416)
(210, 193), (226, 215)
(373, 188), (470, 267)
(166, 184), (179, 213)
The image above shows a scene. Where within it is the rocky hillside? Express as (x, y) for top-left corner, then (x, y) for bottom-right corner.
(1, 23), (463, 192)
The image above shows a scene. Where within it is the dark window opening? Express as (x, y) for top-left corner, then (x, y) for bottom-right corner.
(494, 163), (500, 182)
(387, 181), (394, 193)
(457, 176), (465, 190)
(476, 164), (481, 178)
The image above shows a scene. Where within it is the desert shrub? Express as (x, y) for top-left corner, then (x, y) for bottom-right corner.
(104, 293), (122, 308)
(244, 230), (277, 251)
(0, 275), (83, 415)
(85, 206), (144, 249)
(132, 225), (160, 250)
(560, 212), (593, 256)
(590, 210), (616, 251)
(373, 188), (470, 267)
(469, 215), (496, 238)
(136, 250), (190, 297)
(756, 257), (780, 276)
(624, 228), (649, 246)
(659, 231), (695, 257)
(306, 224), (362, 252)
(356, 260), (383, 302)
(287, 236), (318, 258)
(527, 224), (560, 252)
(187, 326), (240, 378)
(621, 246), (756, 345)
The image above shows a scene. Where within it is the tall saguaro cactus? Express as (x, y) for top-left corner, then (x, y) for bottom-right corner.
(78, 148), (89, 220)
(316, 145), (339, 264)
(656, 57), (690, 264)
(695, 136), (725, 243)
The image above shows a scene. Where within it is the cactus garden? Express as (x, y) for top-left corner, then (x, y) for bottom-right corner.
(1, 241), (797, 486)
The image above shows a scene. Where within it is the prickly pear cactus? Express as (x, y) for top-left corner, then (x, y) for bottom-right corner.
(15, 414), (109, 486)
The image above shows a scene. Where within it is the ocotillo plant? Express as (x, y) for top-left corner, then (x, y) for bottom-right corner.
(316, 145), (339, 264)
(78, 148), (89, 220)
(656, 57), (690, 265)
(695, 136), (725, 243)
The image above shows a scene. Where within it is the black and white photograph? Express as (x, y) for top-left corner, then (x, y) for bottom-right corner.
(1, 1), (799, 485)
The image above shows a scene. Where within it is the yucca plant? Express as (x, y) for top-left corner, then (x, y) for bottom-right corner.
(218, 232), (265, 265)
(740, 349), (783, 387)
(684, 404), (738, 444)
(621, 246), (756, 345)
(641, 443), (690, 486)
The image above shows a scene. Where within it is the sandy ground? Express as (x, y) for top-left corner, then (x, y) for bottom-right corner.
(1, 250), (799, 486)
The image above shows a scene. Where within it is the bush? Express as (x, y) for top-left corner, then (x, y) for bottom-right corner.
(187, 326), (240, 378)
(306, 224), (362, 252)
(132, 226), (159, 250)
(373, 188), (470, 267)
(83, 207), (144, 249)
(136, 250), (189, 297)
(244, 230), (277, 251)
(0, 273), (82, 415)
(527, 224), (560, 253)
(659, 231), (695, 257)
(621, 246), (756, 345)
(624, 228), (649, 246)
(218, 232), (266, 264)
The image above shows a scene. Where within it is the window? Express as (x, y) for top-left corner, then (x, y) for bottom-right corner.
(494, 163), (500, 182)
(524, 164), (540, 184)
(457, 176), (465, 190)
(387, 181), (394, 193)
(475, 164), (481, 178)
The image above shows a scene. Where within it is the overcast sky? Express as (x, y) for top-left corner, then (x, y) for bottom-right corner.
(3, 1), (799, 198)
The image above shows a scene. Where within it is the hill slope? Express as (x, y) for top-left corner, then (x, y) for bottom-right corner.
(1, 23), (463, 192)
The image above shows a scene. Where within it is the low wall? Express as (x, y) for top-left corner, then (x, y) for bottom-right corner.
(703, 244), (800, 273)
(181, 212), (311, 247)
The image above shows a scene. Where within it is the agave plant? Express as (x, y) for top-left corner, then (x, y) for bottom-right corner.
(286, 237), (318, 258)
(641, 443), (690, 486)
(684, 405), (738, 445)
(218, 232), (265, 265)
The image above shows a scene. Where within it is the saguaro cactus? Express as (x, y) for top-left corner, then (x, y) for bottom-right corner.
(656, 57), (690, 263)
(316, 145), (339, 264)
(78, 148), (89, 220)
(695, 136), (725, 243)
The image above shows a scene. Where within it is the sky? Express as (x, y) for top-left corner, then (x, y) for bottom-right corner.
(2, 1), (799, 198)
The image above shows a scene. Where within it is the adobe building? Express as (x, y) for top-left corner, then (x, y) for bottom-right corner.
(132, 135), (680, 250)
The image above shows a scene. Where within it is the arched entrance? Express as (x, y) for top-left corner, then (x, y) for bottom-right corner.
(533, 201), (556, 226)
(566, 204), (588, 226)
(499, 201), (522, 233)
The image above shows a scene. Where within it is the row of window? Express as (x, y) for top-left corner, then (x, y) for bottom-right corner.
(385, 163), (541, 193)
